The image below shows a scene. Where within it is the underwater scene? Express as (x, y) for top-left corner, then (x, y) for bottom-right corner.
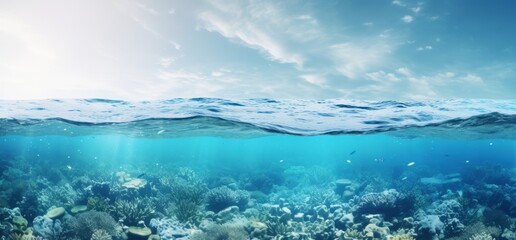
(0, 98), (515, 240)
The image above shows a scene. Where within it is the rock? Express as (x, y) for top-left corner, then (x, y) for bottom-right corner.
(46, 207), (65, 219)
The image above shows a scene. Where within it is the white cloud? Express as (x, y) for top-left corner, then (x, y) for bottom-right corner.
(159, 57), (175, 67)
(392, 0), (406, 7)
(460, 74), (484, 84)
(170, 40), (181, 50)
(330, 43), (391, 79)
(197, 0), (325, 69)
(396, 67), (411, 76)
(300, 74), (326, 86)
(211, 71), (224, 77)
(417, 45), (432, 51)
(412, 7), (421, 13)
(365, 71), (399, 82)
(402, 15), (414, 23)
(136, 3), (159, 16)
(429, 16), (440, 21)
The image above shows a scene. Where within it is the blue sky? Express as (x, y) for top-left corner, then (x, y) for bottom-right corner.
(0, 0), (515, 100)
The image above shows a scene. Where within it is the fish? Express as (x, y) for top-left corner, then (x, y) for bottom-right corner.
(465, 160), (469, 163)
(349, 150), (356, 155)
(137, 173), (145, 178)
(157, 130), (165, 134)
(407, 162), (415, 166)
(66, 165), (72, 170)
(401, 177), (408, 180)
(346, 160), (352, 163)
(279, 159), (284, 163)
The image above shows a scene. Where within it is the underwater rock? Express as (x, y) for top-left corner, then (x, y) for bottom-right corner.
(46, 207), (65, 219)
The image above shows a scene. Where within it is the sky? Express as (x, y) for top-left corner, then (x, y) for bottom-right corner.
(0, 0), (515, 100)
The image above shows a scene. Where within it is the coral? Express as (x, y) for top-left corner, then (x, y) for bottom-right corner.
(90, 229), (112, 240)
(73, 211), (125, 240)
(38, 183), (79, 211)
(414, 211), (443, 240)
(114, 198), (155, 225)
(448, 222), (501, 240)
(427, 200), (465, 237)
(167, 169), (207, 223)
(32, 215), (65, 239)
(483, 208), (510, 229)
(343, 228), (365, 239)
(149, 218), (189, 240)
(8, 233), (44, 240)
(352, 189), (414, 219)
(388, 233), (415, 240)
(87, 197), (113, 213)
(206, 186), (249, 213)
(190, 223), (248, 240)
(469, 232), (495, 240)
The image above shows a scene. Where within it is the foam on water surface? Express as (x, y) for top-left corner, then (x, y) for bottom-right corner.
(0, 98), (515, 139)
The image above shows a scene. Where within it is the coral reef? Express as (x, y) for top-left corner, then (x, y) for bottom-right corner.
(206, 186), (249, 213)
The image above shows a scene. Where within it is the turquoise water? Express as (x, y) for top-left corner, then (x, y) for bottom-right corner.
(1, 99), (515, 240)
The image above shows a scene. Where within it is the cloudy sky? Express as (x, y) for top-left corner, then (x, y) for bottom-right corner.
(0, 0), (515, 100)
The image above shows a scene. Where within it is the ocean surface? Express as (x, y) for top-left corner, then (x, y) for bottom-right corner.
(0, 98), (515, 240)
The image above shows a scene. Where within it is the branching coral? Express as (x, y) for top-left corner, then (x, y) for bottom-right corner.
(38, 183), (79, 211)
(114, 197), (156, 225)
(206, 186), (249, 213)
(190, 223), (248, 240)
(90, 229), (113, 240)
(167, 169), (207, 223)
(469, 232), (495, 240)
(73, 210), (125, 240)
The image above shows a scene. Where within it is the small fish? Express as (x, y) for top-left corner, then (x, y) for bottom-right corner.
(137, 173), (145, 178)
(401, 177), (408, 180)
(465, 160), (469, 163)
(489, 142), (493, 146)
(407, 162), (415, 166)
(374, 158), (384, 163)
(66, 165), (72, 170)
(157, 130), (165, 134)
(346, 160), (352, 163)
(349, 150), (356, 155)
(279, 159), (284, 163)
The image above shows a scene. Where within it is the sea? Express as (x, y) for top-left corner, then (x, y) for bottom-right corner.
(0, 98), (515, 240)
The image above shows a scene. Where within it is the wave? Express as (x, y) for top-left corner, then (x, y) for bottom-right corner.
(0, 98), (515, 139)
